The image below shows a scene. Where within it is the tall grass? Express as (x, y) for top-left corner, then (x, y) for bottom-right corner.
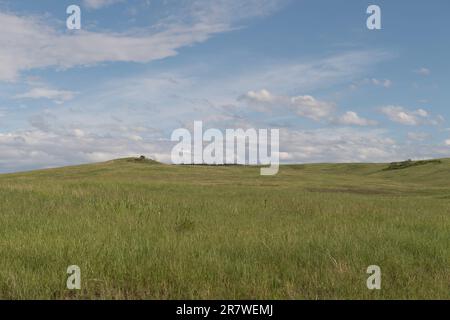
(0, 159), (448, 299)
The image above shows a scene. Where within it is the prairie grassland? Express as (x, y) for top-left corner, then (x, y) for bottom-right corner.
(0, 158), (448, 299)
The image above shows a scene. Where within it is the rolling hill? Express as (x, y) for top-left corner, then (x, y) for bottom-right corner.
(0, 158), (448, 299)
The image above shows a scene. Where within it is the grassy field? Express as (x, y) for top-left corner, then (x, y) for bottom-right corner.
(0, 157), (448, 299)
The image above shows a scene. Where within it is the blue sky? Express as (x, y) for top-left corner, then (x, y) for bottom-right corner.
(0, 0), (449, 172)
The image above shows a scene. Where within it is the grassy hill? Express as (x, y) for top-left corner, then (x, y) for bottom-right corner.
(0, 158), (448, 299)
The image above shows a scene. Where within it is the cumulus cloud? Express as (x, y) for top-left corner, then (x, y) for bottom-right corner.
(0, 39), (443, 173)
(0, 128), (172, 173)
(240, 89), (334, 121)
(290, 95), (334, 121)
(380, 106), (437, 126)
(1, 103), (449, 173)
(3, 122), (448, 173)
(279, 128), (450, 163)
(243, 89), (277, 104)
(445, 139), (450, 146)
(335, 111), (377, 126)
(279, 128), (397, 163)
(239, 89), (278, 112)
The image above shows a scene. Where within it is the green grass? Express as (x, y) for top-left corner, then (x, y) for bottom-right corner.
(0, 158), (448, 299)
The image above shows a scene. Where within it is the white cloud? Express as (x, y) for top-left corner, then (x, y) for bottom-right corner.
(380, 106), (435, 126)
(239, 89), (278, 112)
(280, 128), (450, 163)
(0, 128), (172, 173)
(415, 67), (431, 76)
(3, 122), (449, 173)
(0, 12), (228, 81)
(1, 45), (436, 172)
(242, 89), (277, 104)
(371, 78), (392, 88)
(15, 87), (76, 104)
(279, 128), (397, 163)
(290, 95), (334, 121)
(83, 0), (124, 9)
(335, 111), (377, 126)
(445, 139), (450, 146)
(240, 51), (390, 94)
(240, 89), (334, 121)
(0, 2), (283, 81)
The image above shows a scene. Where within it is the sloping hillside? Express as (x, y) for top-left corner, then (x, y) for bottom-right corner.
(0, 157), (448, 299)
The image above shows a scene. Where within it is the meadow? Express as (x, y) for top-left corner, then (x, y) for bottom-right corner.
(0, 157), (448, 299)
